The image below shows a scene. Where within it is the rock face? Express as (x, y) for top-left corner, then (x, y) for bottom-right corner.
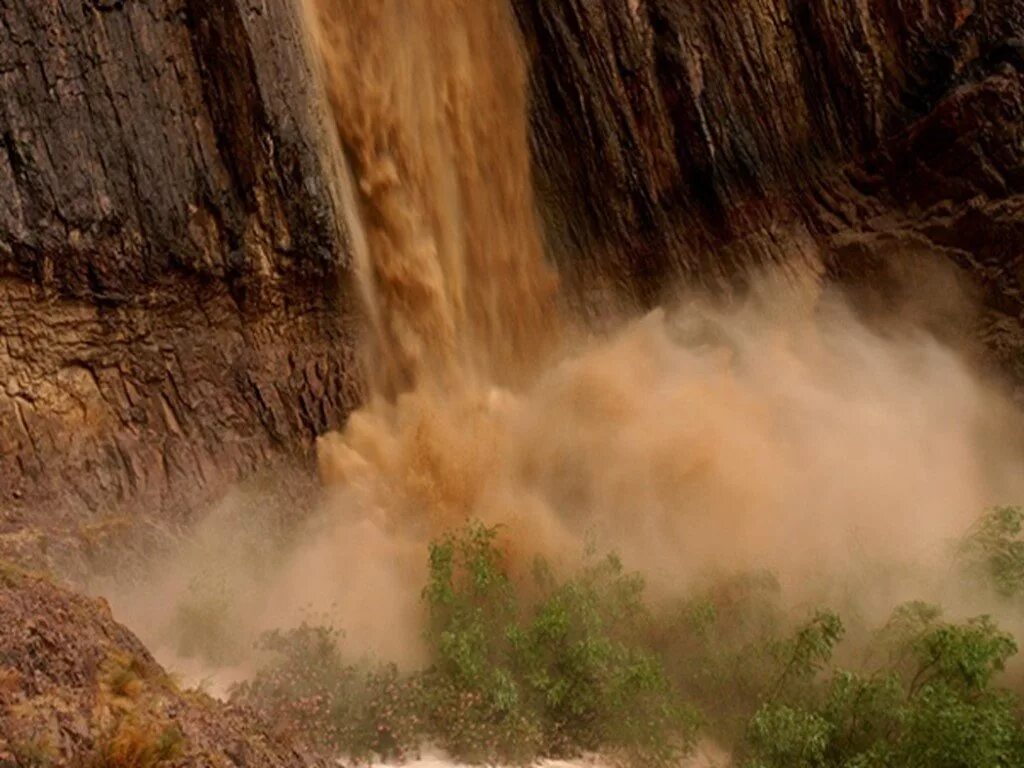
(513, 0), (1024, 383)
(0, 563), (328, 766)
(0, 0), (361, 561)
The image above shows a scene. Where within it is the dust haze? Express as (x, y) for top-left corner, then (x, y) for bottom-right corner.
(103, 282), (1024, 686)
(100, 0), (1023, 753)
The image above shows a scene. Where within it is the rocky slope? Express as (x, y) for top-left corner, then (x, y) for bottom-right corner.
(0, 562), (328, 766)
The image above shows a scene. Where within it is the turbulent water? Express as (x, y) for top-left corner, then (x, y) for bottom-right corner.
(305, 0), (556, 395)
(104, 2), (1024, 765)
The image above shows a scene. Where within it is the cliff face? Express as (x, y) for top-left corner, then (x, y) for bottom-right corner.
(2, 0), (1024, 548)
(0, 0), (360, 562)
(514, 0), (1024, 380)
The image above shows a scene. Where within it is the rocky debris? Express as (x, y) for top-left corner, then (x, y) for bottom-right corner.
(0, 562), (329, 767)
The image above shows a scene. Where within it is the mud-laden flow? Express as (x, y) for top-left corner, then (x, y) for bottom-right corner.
(100, 0), (1024, 764)
(307, 0), (558, 397)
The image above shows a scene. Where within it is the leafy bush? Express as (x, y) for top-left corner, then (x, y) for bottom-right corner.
(959, 506), (1024, 598)
(420, 523), (698, 765)
(234, 517), (1024, 766)
(746, 704), (832, 768)
(507, 554), (696, 763)
(231, 625), (421, 763)
(742, 603), (1024, 768)
(652, 572), (841, 744)
(416, 524), (541, 762)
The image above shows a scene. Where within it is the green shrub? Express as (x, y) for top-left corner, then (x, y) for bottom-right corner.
(745, 704), (832, 768)
(235, 523), (697, 766)
(414, 523), (541, 762)
(234, 517), (1024, 767)
(763, 610), (844, 701)
(959, 506), (1024, 599)
(652, 572), (839, 745)
(507, 553), (699, 764)
(420, 523), (698, 766)
(741, 604), (1024, 768)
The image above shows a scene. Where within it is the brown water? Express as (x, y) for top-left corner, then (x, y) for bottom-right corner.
(305, 0), (557, 396)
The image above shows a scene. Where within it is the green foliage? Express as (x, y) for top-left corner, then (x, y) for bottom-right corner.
(507, 554), (698, 764)
(652, 572), (840, 744)
(417, 525), (540, 762)
(959, 506), (1024, 598)
(819, 670), (903, 761)
(746, 705), (832, 768)
(765, 610), (844, 700)
(234, 516), (1024, 766)
(909, 615), (1017, 694)
(740, 604), (1024, 768)
(421, 524), (518, 702)
(419, 523), (698, 766)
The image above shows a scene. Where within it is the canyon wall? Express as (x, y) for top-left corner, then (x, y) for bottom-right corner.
(0, 0), (360, 565)
(515, 0), (1024, 379)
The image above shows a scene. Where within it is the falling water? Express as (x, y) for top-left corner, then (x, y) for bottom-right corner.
(286, 0), (1024, 661)
(305, 0), (557, 397)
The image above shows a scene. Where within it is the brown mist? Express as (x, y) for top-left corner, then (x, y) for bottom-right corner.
(104, 0), (1024, 722)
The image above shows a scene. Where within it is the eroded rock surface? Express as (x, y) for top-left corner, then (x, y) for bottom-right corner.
(0, 0), (361, 564)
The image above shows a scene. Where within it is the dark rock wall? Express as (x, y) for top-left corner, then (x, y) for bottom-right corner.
(0, 0), (360, 554)
(514, 0), (1024, 379)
